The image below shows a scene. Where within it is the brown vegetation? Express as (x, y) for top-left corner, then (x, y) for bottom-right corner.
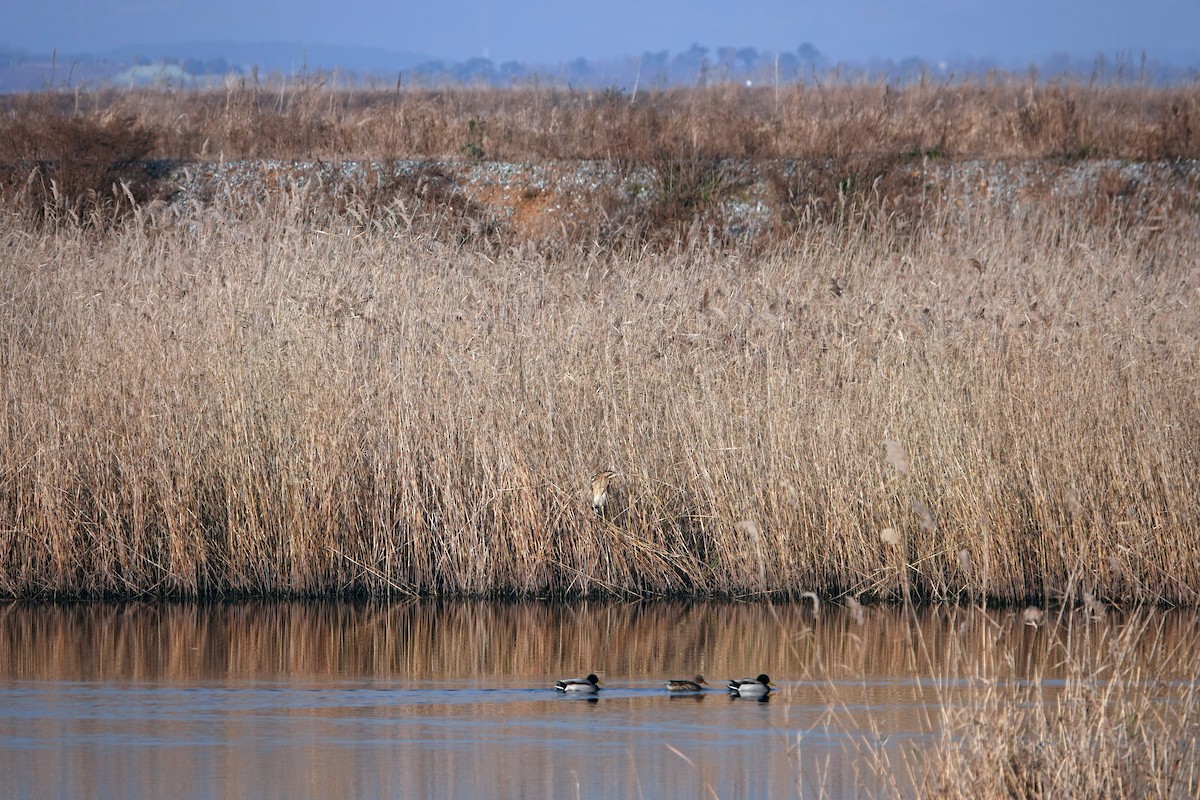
(0, 82), (1198, 601)
(919, 611), (1200, 798)
(1, 78), (1198, 234)
(4, 77), (1197, 164)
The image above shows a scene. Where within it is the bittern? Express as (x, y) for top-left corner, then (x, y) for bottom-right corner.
(591, 470), (617, 516)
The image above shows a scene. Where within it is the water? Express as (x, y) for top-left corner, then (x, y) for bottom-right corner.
(0, 601), (1195, 799)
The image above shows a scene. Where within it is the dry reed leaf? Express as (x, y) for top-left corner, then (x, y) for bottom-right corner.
(734, 520), (766, 587)
(882, 439), (910, 474)
(911, 501), (935, 532)
(880, 527), (901, 546)
(663, 743), (698, 768)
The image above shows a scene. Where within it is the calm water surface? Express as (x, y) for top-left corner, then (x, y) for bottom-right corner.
(1, 601), (1195, 799)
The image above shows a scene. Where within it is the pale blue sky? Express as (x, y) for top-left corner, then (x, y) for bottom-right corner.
(3, 0), (1198, 66)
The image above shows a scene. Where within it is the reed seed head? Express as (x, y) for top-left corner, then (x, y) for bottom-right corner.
(912, 501), (935, 532)
(882, 439), (911, 474)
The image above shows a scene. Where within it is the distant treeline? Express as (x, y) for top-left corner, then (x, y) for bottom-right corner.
(1, 42), (1197, 92)
(400, 45), (1199, 90)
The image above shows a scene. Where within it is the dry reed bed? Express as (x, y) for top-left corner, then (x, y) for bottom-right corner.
(4, 80), (1197, 164)
(1, 174), (1197, 601)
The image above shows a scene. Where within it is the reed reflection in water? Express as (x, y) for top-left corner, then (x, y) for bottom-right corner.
(0, 601), (1196, 799)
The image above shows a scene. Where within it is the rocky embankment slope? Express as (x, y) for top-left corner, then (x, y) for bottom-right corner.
(166, 157), (1199, 241)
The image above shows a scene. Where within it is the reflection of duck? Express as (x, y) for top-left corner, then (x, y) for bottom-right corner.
(665, 674), (708, 693)
(727, 674), (774, 697)
(669, 692), (707, 702)
(556, 674), (602, 694)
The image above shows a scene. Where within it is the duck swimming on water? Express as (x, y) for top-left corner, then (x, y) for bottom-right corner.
(665, 675), (709, 693)
(727, 674), (774, 697)
(556, 674), (602, 694)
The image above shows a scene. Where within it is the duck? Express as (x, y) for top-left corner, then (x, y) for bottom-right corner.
(665, 674), (709, 693)
(556, 673), (602, 694)
(727, 674), (774, 697)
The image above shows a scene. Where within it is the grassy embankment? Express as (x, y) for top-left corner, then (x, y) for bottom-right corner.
(0, 79), (1198, 601)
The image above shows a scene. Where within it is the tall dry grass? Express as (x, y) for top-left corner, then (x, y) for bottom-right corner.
(0, 157), (1197, 599)
(918, 611), (1200, 798)
(4, 78), (1196, 164)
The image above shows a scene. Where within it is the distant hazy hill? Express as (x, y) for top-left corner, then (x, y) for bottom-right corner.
(0, 41), (434, 90)
(101, 41), (434, 74)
